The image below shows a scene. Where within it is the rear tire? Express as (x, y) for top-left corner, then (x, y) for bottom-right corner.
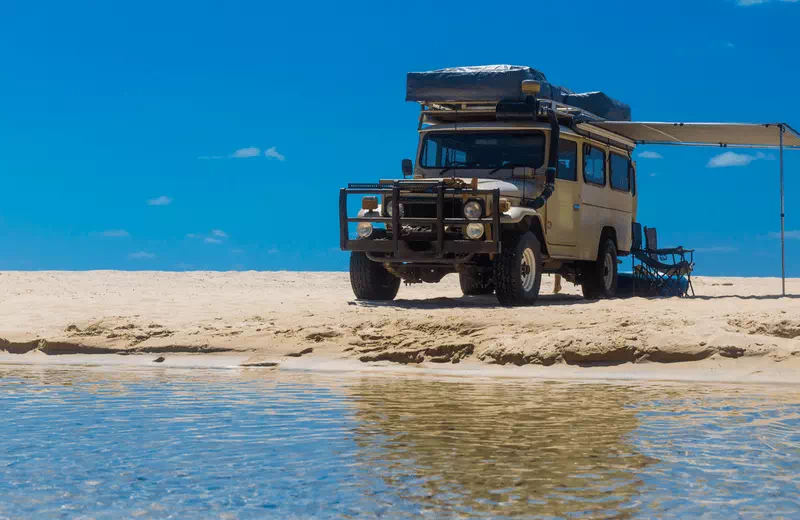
(581, 239), (618, 300)
(459, 268), (494, 296)
(350, 252), (400, 301)
(494, 232), (543, 307)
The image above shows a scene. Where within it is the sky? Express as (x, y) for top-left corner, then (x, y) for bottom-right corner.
(0, 0), (799, 276)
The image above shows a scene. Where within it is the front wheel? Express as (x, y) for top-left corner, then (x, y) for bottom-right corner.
(494, 232), (543, 307)
(581, 239), (618, 300)
(350, 252), (400, 301)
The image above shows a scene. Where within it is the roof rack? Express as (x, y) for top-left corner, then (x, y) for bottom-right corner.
(419, 98), (605, 127)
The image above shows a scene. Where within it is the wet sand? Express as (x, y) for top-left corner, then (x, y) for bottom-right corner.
(0, 271), (798, 383)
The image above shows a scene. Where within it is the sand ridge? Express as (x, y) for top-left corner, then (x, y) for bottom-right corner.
(0, 271), (798, 376)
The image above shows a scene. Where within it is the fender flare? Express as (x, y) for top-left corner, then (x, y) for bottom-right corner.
(500, 207), (540, 224)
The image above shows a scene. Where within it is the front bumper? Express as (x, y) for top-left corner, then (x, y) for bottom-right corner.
(339, 180), (501, 263)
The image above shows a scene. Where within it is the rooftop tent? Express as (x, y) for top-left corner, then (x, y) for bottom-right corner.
(406, 65), (632, 121)
(576, 120), (797, 296)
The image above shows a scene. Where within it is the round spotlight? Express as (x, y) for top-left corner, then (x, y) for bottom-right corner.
(465, 223), (485, 240)
(464, 201), (482, 220)
(357, 222), (374, 238)
(385, 200), (404, 217)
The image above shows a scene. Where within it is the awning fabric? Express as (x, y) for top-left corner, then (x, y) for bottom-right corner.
(576, 121), (800, 149)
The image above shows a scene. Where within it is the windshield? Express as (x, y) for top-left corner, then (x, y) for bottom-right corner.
(420, 132), (546, 170)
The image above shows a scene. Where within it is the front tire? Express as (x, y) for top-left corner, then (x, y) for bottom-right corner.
(494, 232), (543, 307)
(459, 268), (494, 296)
(350, 252), (400, 301)
(581, 239), (618, 300)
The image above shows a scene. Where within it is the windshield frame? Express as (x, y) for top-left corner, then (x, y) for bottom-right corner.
(417, 130), (547, 172)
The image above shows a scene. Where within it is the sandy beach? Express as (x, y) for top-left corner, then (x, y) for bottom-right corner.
(1, 271), (798, 383)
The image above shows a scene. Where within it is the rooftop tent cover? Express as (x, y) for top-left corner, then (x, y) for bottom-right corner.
(406, 64), (632, 121)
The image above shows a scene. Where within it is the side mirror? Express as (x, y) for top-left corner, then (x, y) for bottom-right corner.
(401, 158), (413, 178)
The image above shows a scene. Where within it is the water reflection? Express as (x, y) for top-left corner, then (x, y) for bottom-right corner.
(0, 366), (798, 518)
(348, 379), (657, 517)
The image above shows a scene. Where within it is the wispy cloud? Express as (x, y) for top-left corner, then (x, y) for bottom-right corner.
(147, 195), (173, 206)
(637, 151), (663, 160)
(129, 251), (155, 259)
(710, 40), (736, 50)
(768, 230), (800, 240)
(265, 147), (286, 161)
(102, 229), (130, 237)
(188, 229), (229, 244)
(231, 147), (260, 158)
(199, 146), (284, 161)
(738, 0), (799, 5)
(267, 247), (280, 255)
(231, 248), (245, 254)
(707, 151), (775, 168)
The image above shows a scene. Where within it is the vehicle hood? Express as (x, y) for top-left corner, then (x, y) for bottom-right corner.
(470, 178), (524, 198)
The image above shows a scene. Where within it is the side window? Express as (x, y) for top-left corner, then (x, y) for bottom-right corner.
(556, 139), (578, 181)
(583, 145), (606, 186)
(610, 153), (631, 192)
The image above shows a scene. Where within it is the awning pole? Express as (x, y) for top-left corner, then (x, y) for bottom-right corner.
(780, 125), (786, 297)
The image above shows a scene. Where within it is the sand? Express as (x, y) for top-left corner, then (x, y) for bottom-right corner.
(0, 271), (799, 383)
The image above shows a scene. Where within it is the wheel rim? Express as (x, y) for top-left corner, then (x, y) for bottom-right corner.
(603, 252), (614, 289)
(521, 248), (537, 292)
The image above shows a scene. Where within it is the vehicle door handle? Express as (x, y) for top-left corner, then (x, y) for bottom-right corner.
(573, 204), (581, 211)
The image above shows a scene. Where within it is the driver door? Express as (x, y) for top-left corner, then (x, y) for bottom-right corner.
(545, 138), (581, 255)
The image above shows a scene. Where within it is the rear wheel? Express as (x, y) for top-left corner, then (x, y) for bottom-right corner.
(459, 268), (494, 296)
(581, 239), (618, 300)
(494, 232), (543, 307)
(350, 252), (400, 301)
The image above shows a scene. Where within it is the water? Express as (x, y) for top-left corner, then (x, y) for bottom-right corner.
(1, 366), (798, 519)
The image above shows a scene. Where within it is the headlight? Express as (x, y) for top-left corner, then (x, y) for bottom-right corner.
(465, 223), (485, 240)
(357, 222), (373, 238)
(464, 201), (482, 220)
(385, 199), (404, 217)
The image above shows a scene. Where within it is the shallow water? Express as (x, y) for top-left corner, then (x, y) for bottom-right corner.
(0, 366), (798, 519)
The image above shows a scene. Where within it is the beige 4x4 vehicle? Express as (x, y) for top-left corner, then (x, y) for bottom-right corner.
(339, 79), (637, 306)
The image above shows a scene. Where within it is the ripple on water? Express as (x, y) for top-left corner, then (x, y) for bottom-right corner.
(0, 366), (798, 518)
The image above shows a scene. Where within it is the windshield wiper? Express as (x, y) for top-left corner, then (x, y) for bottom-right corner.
(488, 163), (535, 176)
(438, 162), (479, 176)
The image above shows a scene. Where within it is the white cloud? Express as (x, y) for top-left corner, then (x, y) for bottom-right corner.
(102, 229), (130, 237)
(147, 195), (173, 206)
(768, 230), (800, 240)
(707, 151), (773, 168)
(638, 151), (663, 159)
(711, 40), (736, 49)
(129, 251), (155, 259)
(186, 233), (198, 239)
(231, 248), (245, 254)
(738, 0), (799, 5)
(265, 147), (285, 161)
(204, 237), (223, 244)
(231, 147), (260, 158)
(211, 229), (227, 238)
(267, 247), (280, 254)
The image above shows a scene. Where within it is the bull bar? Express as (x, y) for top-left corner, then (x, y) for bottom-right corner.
(339, 180), (502, 260)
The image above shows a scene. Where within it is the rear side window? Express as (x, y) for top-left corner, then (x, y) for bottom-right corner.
(610, 153), (631, 192)
(583, 145), (606, 186)
(556, 139), (578, 181)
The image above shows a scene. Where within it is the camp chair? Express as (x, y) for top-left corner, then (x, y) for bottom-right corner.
(631, 224), (695, 297)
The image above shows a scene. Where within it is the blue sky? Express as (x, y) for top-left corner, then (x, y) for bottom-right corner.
(0, 0), (798, 276)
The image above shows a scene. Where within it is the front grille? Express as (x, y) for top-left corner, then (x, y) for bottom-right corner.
(402, 198), (464, 219)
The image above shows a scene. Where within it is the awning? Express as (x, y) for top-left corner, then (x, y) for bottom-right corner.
(576, 121), (800, 149)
